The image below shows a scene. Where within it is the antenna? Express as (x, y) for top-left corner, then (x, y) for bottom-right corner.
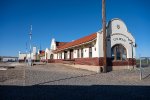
(25, 42), (27, 64)
(40, 43), (41, 50)
(26, 42), (27, 50)
(28, 25), (32, 66)
(29, 25), (32, 39)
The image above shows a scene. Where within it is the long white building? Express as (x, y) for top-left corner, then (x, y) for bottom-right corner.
(44, 18), (136, 72)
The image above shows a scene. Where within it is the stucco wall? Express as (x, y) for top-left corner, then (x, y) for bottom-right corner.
(48, 18), (136, 70)
(107, 18), (135, 59)
(19, 53), (26, 60)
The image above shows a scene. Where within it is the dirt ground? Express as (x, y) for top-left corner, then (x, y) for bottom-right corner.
(0, 62), (150, 100)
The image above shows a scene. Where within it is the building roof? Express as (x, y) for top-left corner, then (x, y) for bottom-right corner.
(55, 33), (97, 52)
(39, 50), (45, 57)
(56, 42), (68, 48)
(0, 56), (18, 58)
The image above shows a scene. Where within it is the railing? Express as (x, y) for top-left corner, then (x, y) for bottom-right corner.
(136, 57), (150, 80)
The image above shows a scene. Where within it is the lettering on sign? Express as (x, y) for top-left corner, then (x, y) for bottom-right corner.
(113, 38), (126, 42)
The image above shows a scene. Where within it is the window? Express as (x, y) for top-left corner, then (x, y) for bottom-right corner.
(77, 49), (80, 58)
(70, 49), (73, 59)
(89, 47), (92, 58)
(64, 51), (67, 59)
(111, 48), (115, 60)
(59, 53), (62, 59)
(50, 54), (53, 59)
(81, 48), (83, 58)
(111, 44), (127, 61)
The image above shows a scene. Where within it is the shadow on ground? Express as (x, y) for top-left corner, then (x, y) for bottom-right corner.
(0, 85), (150, 100)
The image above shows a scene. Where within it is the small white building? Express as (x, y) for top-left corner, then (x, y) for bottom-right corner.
(0, 56), (18, 62)
(46, 18), (136, 72)
(18, 47), (37, 62)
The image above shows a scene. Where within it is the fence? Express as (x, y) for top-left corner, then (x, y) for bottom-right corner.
(136, 57), (150, 80)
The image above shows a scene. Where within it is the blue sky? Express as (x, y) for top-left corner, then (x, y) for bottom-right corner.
(0, 0), (150, 57)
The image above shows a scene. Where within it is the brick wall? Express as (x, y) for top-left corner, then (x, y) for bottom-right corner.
(48, 58), (136, 66)
(19, 60), (25, 63)
(48, 59), (55, 63)
(107, 58), (136, 66)
(48, 58), (99, 66)
(74, 57), (99, 66)
(48, 59), (63, 63)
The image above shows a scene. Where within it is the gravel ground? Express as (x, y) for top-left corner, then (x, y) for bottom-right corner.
(0, 62), (150, 86)
(0, 62), (150, 100)
(25, 63), (96, 85)
(0, 62), (25, 86)
(27, 63), (150, 86)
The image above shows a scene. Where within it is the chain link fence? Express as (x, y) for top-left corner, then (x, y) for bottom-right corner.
(136, 57), (150, 80)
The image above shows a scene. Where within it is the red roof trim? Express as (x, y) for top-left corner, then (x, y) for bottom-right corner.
(56, 42), (68, 48)
(55, 33), (97, 52)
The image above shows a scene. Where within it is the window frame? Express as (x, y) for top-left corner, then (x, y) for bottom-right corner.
(89, 47), (92, 58)
(77, 49), (80, 58)
(59, 53), (62, 59)
(81, 48), (83, 58)
(111, 44), (127, 61)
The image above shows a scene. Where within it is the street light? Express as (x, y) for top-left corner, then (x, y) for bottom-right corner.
(129, 40), (137, 69)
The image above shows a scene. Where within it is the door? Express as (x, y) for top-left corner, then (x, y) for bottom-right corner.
(70, 49), (73, 59)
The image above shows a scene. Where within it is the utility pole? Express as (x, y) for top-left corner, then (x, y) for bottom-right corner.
(102, 0), (107, 72)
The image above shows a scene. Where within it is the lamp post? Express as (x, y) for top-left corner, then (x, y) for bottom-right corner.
(129, 41), (137, 69)
(128, 40), (133, 69)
